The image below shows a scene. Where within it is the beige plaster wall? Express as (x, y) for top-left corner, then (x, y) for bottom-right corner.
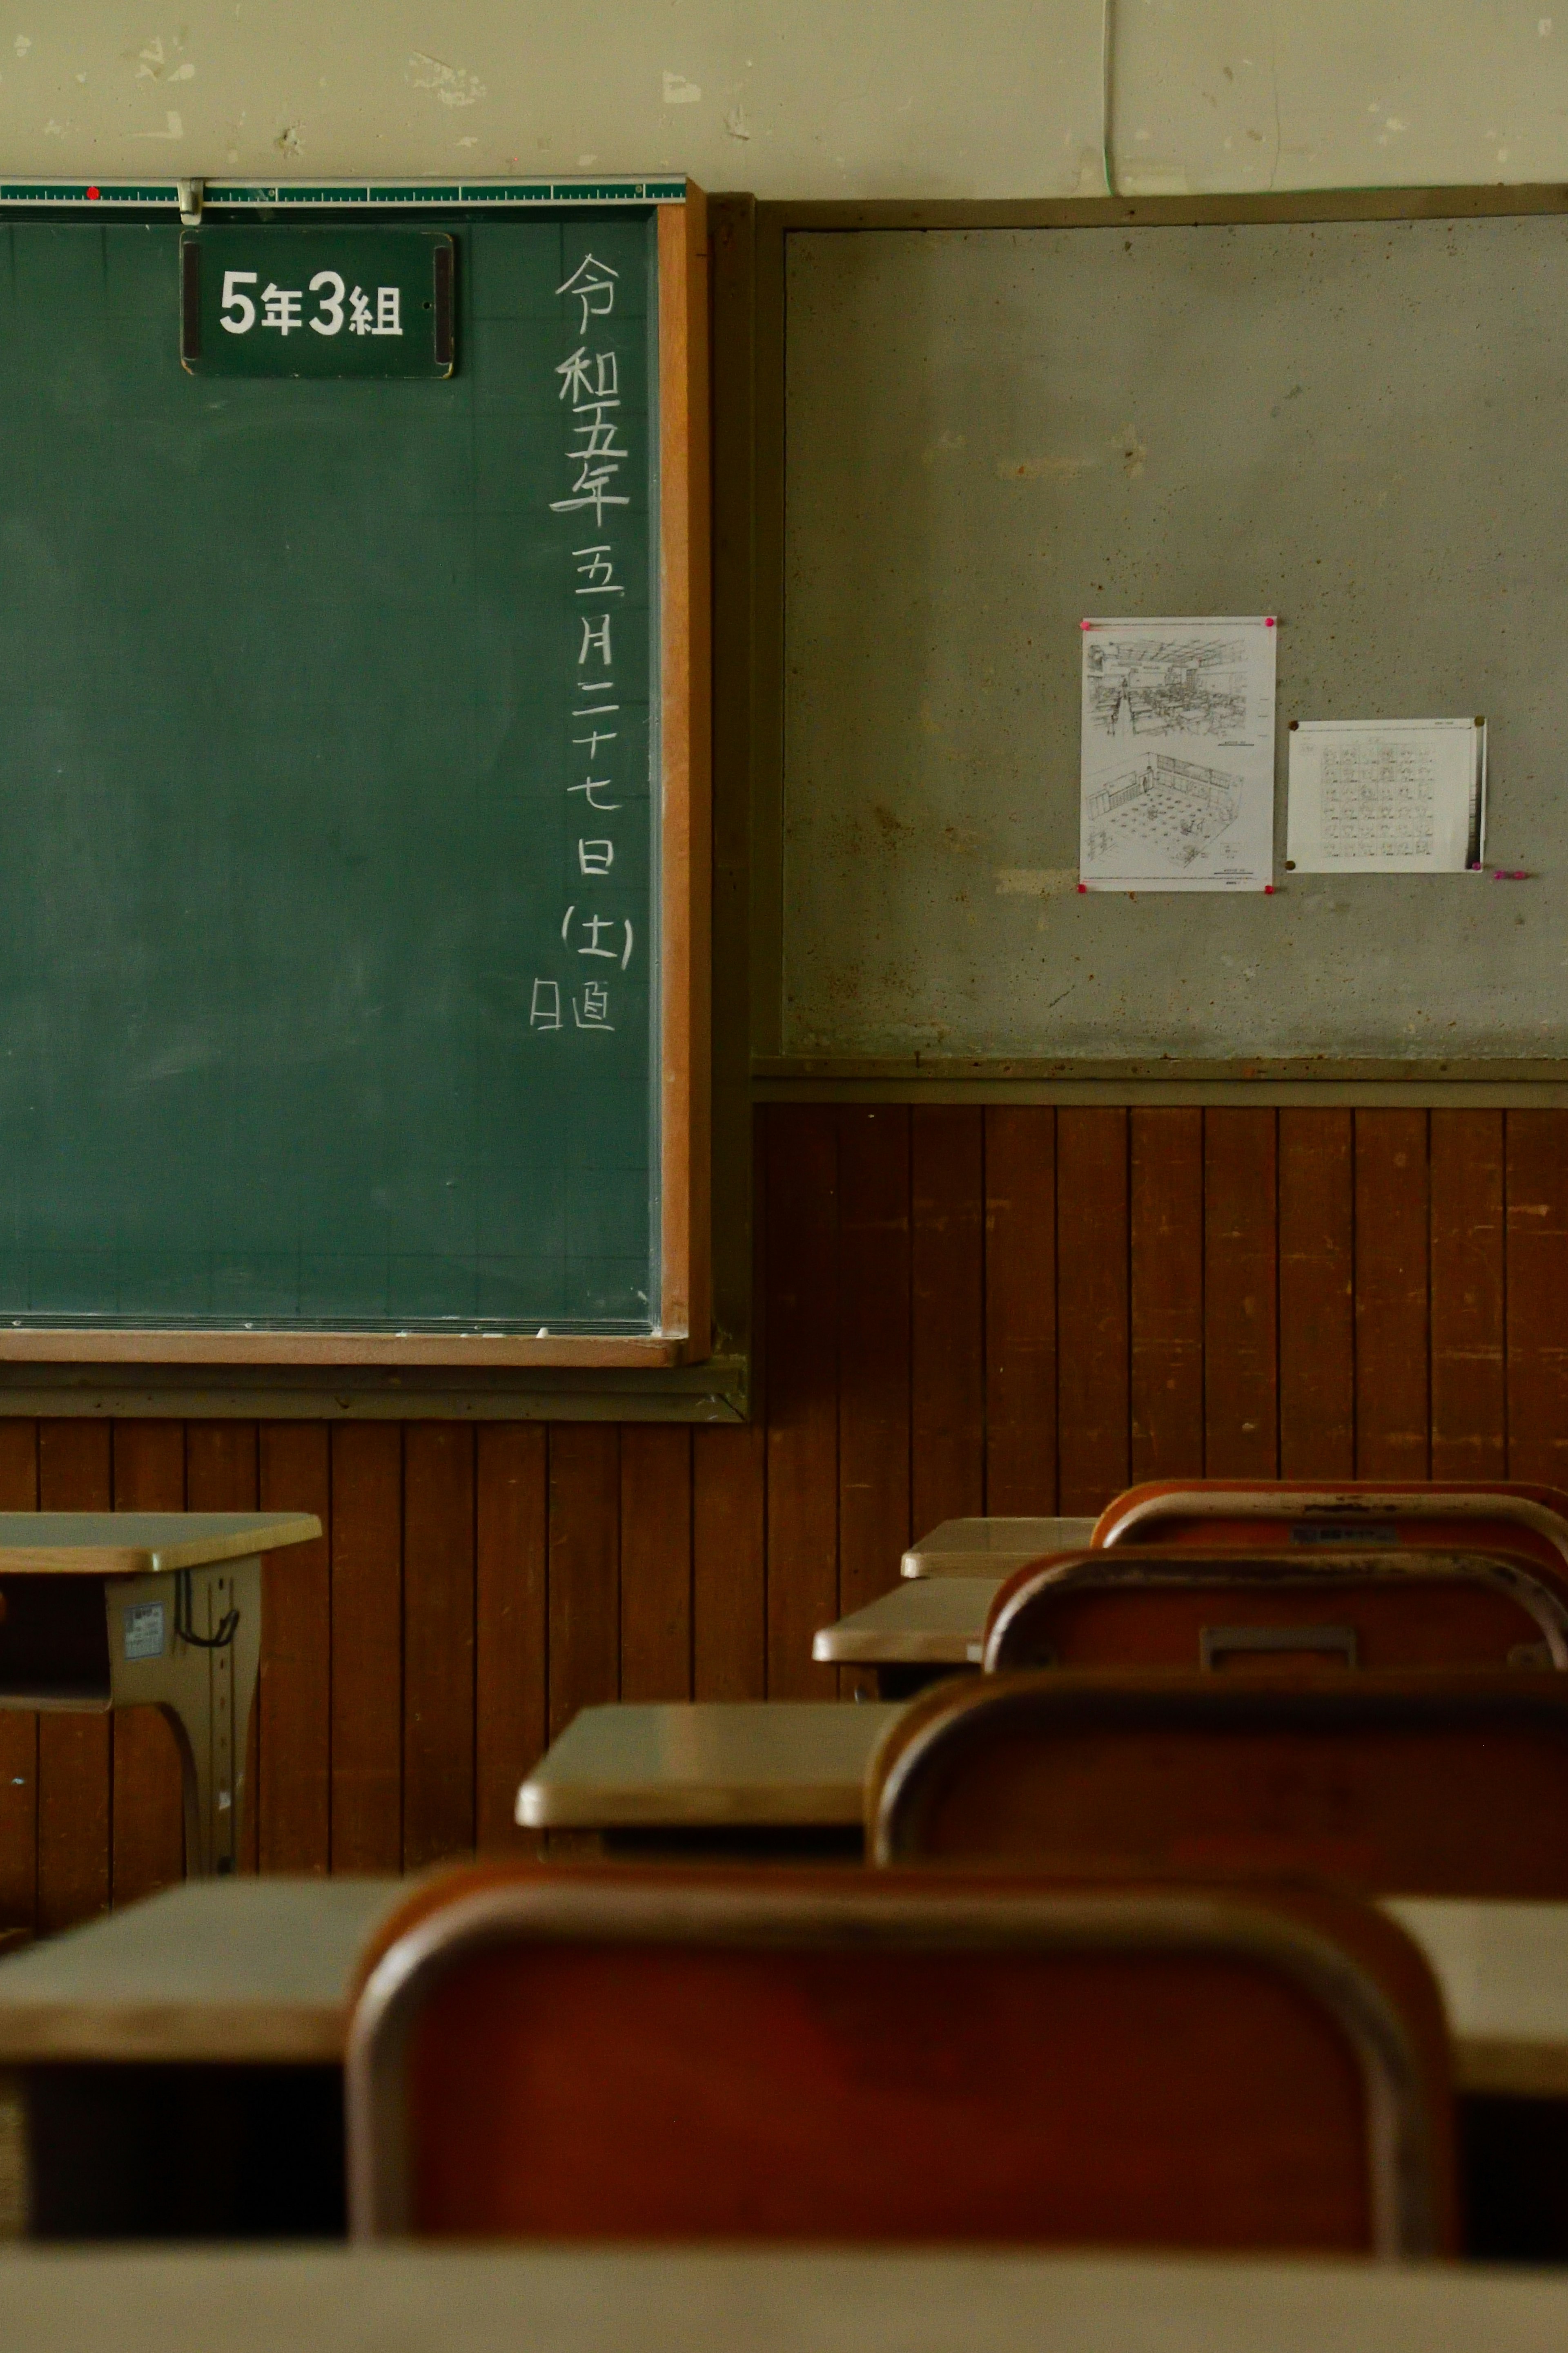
(0, 3), (1562, 198)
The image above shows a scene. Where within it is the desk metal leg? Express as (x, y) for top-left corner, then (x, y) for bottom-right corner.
(104, 1555), (263, 1877)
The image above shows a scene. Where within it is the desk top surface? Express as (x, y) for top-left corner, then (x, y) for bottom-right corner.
(0, 1873), (1566, 2096)
(0, 1513), (321, 1576)
(0, 2250), (1564, 2353)
(0, 1877), (401, 2061)
(517, 1701), (903, 1830)
(812, 1577), (996, 1662)
(902, 1518), (1097, 1578)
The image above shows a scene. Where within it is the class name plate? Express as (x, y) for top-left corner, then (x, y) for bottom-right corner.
(180, 227), (454, 377)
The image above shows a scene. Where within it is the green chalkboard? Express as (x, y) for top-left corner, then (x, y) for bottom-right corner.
(0, 208), (660, 1335)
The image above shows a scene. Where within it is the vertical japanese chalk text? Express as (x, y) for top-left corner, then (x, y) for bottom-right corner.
(530, 251), (636, 1039)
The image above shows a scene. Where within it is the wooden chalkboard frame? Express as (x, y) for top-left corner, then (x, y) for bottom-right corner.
(0, 181), (711, 1374)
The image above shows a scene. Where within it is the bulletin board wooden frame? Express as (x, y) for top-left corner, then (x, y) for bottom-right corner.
(0, 178), (712, 1382)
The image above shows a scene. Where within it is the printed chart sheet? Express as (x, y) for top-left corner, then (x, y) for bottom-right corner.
(1079, 618), (1278, 892)
(1286, 718), (1486, 874)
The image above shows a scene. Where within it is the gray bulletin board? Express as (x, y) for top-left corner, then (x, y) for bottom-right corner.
(780, 207), (1568, 1071)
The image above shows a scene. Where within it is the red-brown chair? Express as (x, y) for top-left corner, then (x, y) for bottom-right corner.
(869, 1669), (1568, 1899)
(346, 1860), (1456, 2256)
(982, 1545), (1568, 1674)
(1091, 1481), (1568, 1589)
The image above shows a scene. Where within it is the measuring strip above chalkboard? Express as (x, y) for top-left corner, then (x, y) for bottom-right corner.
(0, 176), (688, 208)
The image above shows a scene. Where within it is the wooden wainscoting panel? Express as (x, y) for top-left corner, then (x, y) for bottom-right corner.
(984, 1106), (1058, 1513)
(1130, 1108), (1203, 1483)
(1056, 1109), (1131, 1517)
(1278, 1109), (1354, 1479)
(547, 1425), (621, 1740)
(1506, 1110), (1568, 1485)
(1431, 1111), (1506, 1483)
(329, 1423), (404, 1873)
(402, 1422), (477, 1870)
(475, 1423), (547, 1854)
(837, 1108), (911, 1634)
(1203, 1110), (1279, 1479)
(763, 1104), (839, 1695)
(1355, 1111), (1432, 1479)
(911, 1108), (986, 1537)
(692, 1423), (767, 1699)
(619, 1425), (694, 1703)
(257, 1422), (331, 1874)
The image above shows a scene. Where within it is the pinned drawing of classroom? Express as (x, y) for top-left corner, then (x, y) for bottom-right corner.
(4, 9), (1568, 2352)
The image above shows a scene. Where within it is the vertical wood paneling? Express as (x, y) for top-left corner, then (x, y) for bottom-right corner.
(837, 1109), (910, 1637)
(36, 1421), (112, 1934)
(1130, 1109), (1203, 1482)
(763, 1104), (838, 1696)
(1278, 1110), (1355, 1478)
(329, 1423), (403, 1873)
(692, 1424), (766, 1698)
(109, 1421), (187, 1906)
(1203, 1110), (1278, 1479)
(1506, 1111), (1568, 1486)
(984, 1107), (1057, 1513)
(619, 1425), (693, 1702)
(1431, 1111), (1507, 1482)
(0, 1422), (38, 1934)
(1355, 1111), (1432, 1479)
(402, 1423), (476, 1870)
(257, 1423), (331, 1874)
(475, 1423), (547, 1854)
(1056, 1109), (1130, 1517)
(547, 1425), (620, 1740)
(911, 1108), (985, 1537)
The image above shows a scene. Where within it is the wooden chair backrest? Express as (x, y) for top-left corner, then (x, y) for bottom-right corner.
(1092, 1482), (1568, 1588)
(982, 1546), (1568, 1674)
(346, 1861), (1456, 2257)
(869, 1669), (1568, 1898)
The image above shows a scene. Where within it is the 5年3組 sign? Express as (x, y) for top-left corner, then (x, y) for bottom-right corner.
(180, 228), (455, 378)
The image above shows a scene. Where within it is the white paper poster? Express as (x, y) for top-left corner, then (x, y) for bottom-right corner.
(1079, 617), (1278, 892)
(1285, 718), (1486, 874)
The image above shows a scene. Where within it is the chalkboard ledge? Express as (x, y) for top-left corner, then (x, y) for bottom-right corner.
(0, 1354), (750, 1425)
(0, 1330), (694, 1369)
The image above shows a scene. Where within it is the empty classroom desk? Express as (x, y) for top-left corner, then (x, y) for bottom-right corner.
(0, 1514), (321, 1877)
(811, 1579), (993, 1695)
(0, 1876), (401, 2237)
(901, 1518), (1096, 1579)
(515, 1701), (902, 1856)
(2, 2248), (1567, 2353)
(4, 1871), (1568, 2255)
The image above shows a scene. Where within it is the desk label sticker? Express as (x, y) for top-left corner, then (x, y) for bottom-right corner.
(123, 1602), (165, 1662)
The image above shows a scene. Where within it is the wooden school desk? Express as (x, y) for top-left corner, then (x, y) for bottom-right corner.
(901, 1518), (1096, 1579)
(515, 1701), (902, 1856)
(2, 2248), (1566, 2353)
(0, 1876), (402, 2237)
(0, 1514), (319, 1878)
(4, 1875), (1568, 2252)
(811, 1579), (993, 1696)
